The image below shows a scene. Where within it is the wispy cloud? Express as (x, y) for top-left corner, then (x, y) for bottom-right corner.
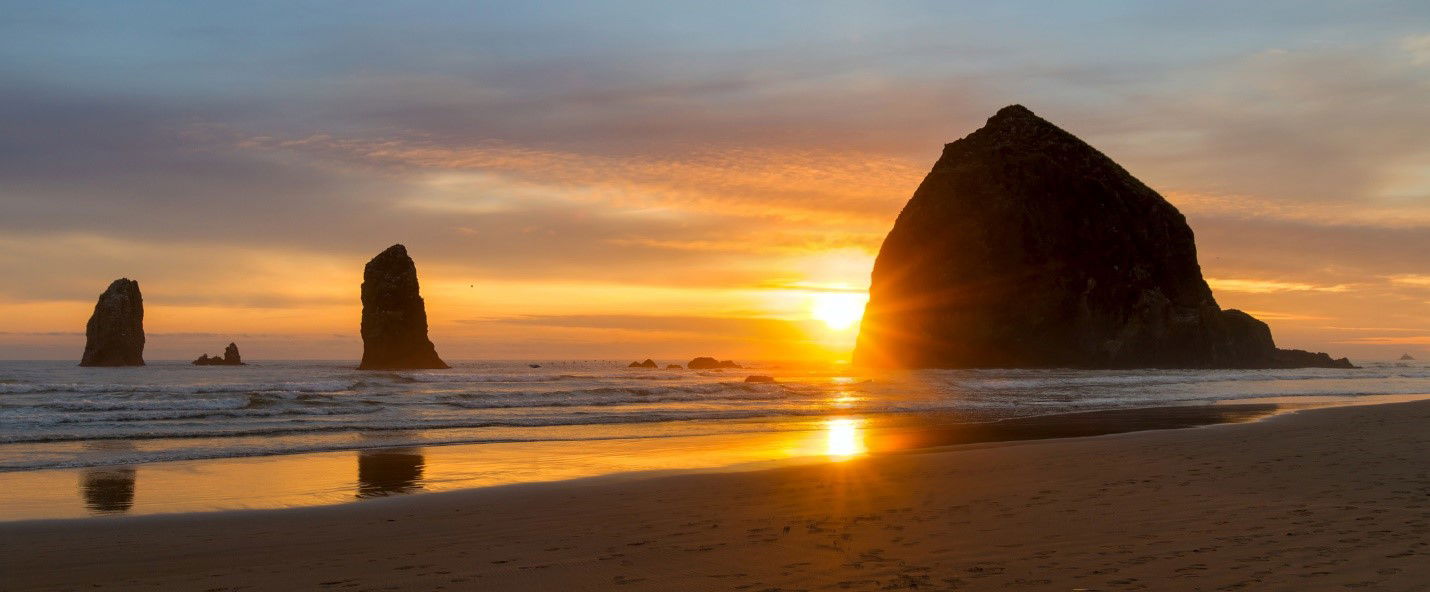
(1402, 33), (1430, 64)
(1206, 278), (1352, 294)
(1338, 335), (1430, 345)
(1388, 274), (1430, 287)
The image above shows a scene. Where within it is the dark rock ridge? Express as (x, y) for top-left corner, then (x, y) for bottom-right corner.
(1401, 353), (1416, 361)
(193, 343), (245, 366)
(358, 244), (449, 370)
(687, 357), (742, 370)
(629, 359), (658, 368)
(854, 105), (1353, 369)
(744, 375), (776, 383)
(79, 279), (145, 367)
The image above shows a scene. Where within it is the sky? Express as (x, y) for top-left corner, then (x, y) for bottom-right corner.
(1, 1), (1428, 361)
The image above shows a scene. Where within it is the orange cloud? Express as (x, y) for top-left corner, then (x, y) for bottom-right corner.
(1337, 335), (1430, 345)
(1206, 278), (1352, 294)
(240, 135), (925, 226)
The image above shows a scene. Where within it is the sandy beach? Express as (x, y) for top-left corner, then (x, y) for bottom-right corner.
(3, 399), (1426, 591)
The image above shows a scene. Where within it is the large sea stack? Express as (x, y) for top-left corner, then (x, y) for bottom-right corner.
(854, 105), (1352, 369)
(358, 244), (449, 370)
(79, 278), (145, 367)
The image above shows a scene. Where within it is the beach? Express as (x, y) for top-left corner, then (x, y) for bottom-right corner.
(4, 398), (1426, 591)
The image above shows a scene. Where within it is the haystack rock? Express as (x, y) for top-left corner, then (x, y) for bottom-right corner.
(79, 278), (145, 367)
(1401, 353), (1415, 361)
(358, 244), (449, 370)
(854, 105), (1352, 369)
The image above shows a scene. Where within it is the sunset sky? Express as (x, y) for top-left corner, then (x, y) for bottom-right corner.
(2, 1), (1427, 361)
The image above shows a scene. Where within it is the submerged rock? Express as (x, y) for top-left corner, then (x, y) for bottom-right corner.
(743, 375), (776, 383)
(193, 343), (245, 366)
(79, 279), (145, 367)
(358, 244), (449, 370)
(854, 105), (1352, 369)
(687, 357), (720, 369)
(687, 357), (742, 370)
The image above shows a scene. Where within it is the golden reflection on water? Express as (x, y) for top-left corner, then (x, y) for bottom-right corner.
(824, 418), (867, 460)
(7, 417), (885, 520)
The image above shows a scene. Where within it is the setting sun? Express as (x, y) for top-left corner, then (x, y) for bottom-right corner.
(811, 292), (868, 331)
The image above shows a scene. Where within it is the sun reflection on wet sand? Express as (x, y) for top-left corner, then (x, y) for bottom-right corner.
(824, 418), (866, 460)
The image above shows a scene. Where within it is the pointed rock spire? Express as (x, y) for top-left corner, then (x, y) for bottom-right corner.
(80, 279), (145, 367)
(358, 244), (449, 370)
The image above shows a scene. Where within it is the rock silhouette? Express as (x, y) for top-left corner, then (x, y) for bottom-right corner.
(628, 359), (658, 368)
(79, 278), (145, 367)
(358, 245), (449, 370)
(854, 105), (1352, 369)
(193, 343), (245, 366)
(1401, 353), (1416, 361)
(687, 357), (742, 370)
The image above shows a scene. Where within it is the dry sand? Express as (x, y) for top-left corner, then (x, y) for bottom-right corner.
(3, 400), (1427, 591)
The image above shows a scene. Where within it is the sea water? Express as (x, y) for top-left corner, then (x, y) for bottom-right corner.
(3, 359), (1427, 473)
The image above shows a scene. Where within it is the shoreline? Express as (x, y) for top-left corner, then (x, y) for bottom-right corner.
(4, 398), (1428, 590)
(2, 393), (1426, 522)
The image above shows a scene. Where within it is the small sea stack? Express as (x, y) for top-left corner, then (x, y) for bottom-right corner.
(1401, 353), (1416, 361)
(628, 359), (658, 368)
(79, 278), (145, 367)
(358, 244), (449, 370)
(193, 343), (245, 366)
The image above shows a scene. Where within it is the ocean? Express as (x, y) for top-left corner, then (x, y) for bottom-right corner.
(3, 359), (1427, 474)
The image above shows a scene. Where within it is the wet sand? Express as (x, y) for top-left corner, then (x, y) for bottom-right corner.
(3, 399), (1428, 591)
(0, 403), (1288, 520)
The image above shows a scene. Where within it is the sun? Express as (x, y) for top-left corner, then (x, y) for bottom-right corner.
(811, 292), (868, 331)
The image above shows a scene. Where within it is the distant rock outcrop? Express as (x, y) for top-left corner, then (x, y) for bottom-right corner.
(854, 105), (1353, 369)
(358, 245), (449, 370)
(193, 343), (245, 366)
(1402, 353), (1416, 361)
(79, 279), (145, 367)
(687, 357), (742, 370)
(628, 359), (658, 368)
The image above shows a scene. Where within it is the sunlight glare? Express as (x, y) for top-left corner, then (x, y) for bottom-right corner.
(811, 292), (868, 331)
(824, 418), (867, 459)
(830, 391), (860, 409)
